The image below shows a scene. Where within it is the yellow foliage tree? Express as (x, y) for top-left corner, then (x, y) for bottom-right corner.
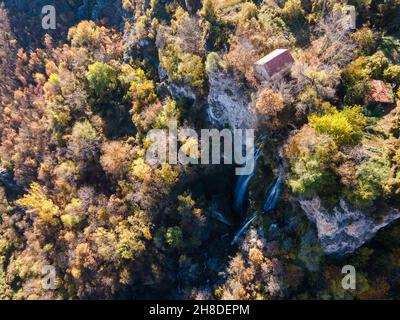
(16, 183), (60, 225)
(309, 106), (367, 145)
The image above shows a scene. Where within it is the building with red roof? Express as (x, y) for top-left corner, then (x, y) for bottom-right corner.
(366, 80), (394, 105)
(254, 49), (294, 81)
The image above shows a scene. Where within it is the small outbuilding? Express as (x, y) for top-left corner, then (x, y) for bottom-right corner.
(254, 49), (294, 82)
(366, 80), (394, 105)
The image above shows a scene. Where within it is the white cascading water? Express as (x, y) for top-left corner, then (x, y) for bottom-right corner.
(233, 148), (261, 214)
(231, 214), (257, 245)
(231, 174), (282, 245)
(263, 175), (282, 213)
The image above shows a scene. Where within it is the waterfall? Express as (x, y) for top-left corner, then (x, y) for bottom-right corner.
(263, 175), (282, 213)
(231, 173), (283, 245)
(233, 148), (261, 214)
(233, 175), (253, 213)
(231, 213), (257, 245)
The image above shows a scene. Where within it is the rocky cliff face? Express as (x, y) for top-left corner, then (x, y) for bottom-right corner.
(207, 72), (255, 129)
(300, 197), (400, 255)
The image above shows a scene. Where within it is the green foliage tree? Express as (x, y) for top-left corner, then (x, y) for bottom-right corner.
(289, 153), (338, 199)
(165, 226), (183, 248)
(346, 158), (391, 208)
(86, 62), (118, 103)
(160, 44), (207, 95)
(384, 65), (400, 86)
(61, 198), (86, 229)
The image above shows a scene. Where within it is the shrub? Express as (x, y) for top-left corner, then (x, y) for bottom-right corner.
(153, 100), (181, 129)
(68, 21), (105, 48)
(384, 65), (400, 86)
(205, 52), (221, 74)
(351, 27), (377, 55)
(346, 158), (391, 208)
(177, 53), (207, 94)
(281, 0), (306, 24)
(239, 2), (258, 23)
(309, 106), (367, 145)
(255, 88), (285, 129)
(343, 80), (372, 105)
(255, 89), (284, 116)
(289, 138), (340, 199)
(289, 156), (337, 196)
(366, 51), (390, 79)
(201, 0), (231, 51)
(342, 51), (389, 84)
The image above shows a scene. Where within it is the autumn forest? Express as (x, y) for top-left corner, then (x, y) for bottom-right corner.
(1, 0), (400, 300)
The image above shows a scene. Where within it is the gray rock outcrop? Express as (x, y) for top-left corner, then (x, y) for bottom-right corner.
(300, 197), (400, 255)
(207, 72), (255, 129)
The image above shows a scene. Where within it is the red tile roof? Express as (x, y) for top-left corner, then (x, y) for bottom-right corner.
(367, 80), (394, 104)
(255, 49), (294, 77)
